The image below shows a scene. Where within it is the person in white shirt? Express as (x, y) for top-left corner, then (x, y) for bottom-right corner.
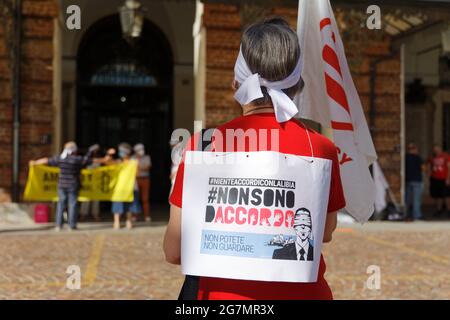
(169, 139), (184, 196)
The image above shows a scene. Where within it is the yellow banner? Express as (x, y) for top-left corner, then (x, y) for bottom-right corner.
(23, 161), (138, 202)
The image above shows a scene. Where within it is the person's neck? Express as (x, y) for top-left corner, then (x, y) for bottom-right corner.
(242, 103), (274, 116)
(296, 238), (308, 248)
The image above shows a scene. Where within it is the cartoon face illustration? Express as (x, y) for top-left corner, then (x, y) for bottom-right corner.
(272, 207), (314, 261)
(293, 208), (312, 241)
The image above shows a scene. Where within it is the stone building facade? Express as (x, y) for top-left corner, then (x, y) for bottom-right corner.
(0, 0), (58, 199)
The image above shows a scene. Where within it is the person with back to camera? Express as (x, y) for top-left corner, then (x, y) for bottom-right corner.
(163, 17), (345, 300)
(30, 141), (100, 231)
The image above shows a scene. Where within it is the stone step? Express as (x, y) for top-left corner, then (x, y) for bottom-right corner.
(0, 203), (34, 226)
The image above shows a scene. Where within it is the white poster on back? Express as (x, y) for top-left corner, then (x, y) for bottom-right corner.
(181, 151), (332, 283)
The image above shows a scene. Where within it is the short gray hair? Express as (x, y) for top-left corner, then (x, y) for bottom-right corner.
(118, 142), (132, 154)
(241, 17), (303, 105)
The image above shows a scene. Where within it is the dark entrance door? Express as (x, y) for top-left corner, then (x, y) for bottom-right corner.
(77, 15), (173, 206)
(444, 103), (450, 151)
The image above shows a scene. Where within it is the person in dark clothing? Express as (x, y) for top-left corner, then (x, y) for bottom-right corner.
(30, 141), (99, 231)
(405, 143), (424, 221)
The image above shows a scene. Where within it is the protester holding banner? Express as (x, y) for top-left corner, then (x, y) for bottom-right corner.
(164, 17), (345, 300)
(132, 143), (152, 222)
(104, 148), (118, 163)
(111, 143), (141, 230)
(25, 148), (138, 204)
(29, 141), (99, 231)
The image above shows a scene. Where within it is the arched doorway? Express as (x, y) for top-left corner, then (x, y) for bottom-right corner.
(77, 15), (173, 207)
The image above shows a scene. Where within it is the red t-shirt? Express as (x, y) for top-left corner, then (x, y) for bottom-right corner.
(169, 113), (346, 300)
(429, 153), (449, 180)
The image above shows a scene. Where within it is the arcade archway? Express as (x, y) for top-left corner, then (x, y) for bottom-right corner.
(77, 15), (173, 205)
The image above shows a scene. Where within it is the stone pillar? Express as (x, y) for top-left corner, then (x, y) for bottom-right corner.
(173, 64), (195, 132)
(19, 0), (58, 198)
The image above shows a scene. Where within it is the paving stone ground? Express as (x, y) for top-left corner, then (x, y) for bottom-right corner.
(0, 221), (449, 299)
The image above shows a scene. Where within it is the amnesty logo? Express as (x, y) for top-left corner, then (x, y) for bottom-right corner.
(23, 161), (137, 202)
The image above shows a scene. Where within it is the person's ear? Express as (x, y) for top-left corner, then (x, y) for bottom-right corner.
(231, 80), (239, 91)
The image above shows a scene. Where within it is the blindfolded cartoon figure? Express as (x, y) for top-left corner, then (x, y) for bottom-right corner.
(272, 208), (314, 261)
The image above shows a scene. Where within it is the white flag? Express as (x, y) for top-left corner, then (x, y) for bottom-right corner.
(296, 0), (377, 223)
(373, 161), (389, 214)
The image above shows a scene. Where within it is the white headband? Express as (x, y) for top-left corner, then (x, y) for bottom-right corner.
(233, 47), (301, 123)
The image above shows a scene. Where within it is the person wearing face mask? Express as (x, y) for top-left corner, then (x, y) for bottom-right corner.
(29, 141), (99, 231)
(111, 142), (141, 229)
(132, 143), (152, 222)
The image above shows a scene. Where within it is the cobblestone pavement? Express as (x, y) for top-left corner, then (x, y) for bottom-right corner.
(0, 221), (449, 299)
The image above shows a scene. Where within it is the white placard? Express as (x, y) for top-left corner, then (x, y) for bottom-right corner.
(181, 151), (332, 283)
